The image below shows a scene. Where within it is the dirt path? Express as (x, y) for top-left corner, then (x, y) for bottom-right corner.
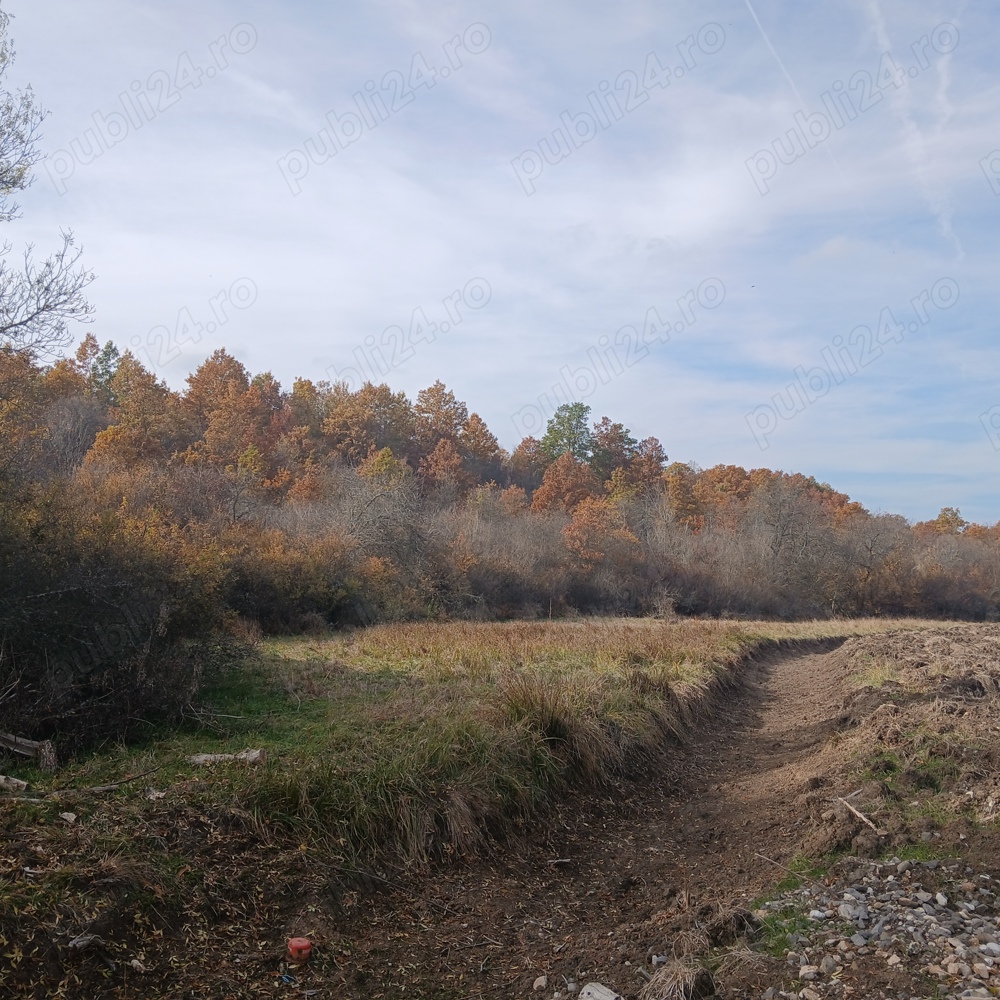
(330, 640), (863, 998)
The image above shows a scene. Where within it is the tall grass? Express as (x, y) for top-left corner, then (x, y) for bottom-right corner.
(7, 617), (942, 868)
(227, 617), (935, 863)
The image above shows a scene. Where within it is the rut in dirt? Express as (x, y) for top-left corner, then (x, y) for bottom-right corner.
(339, 640), (859, 997)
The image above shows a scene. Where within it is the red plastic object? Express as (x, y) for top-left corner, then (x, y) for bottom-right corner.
(287, 937), (312, 962)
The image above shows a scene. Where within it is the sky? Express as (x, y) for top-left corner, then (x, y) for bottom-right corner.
(4, 0), (999, 523)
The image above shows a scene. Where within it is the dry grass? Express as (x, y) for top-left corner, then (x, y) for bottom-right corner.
(849, 656), (902, 689)
(638, 959), (711, 1000)
(228, 617), (941, 862)
(4, 618), (941, 873)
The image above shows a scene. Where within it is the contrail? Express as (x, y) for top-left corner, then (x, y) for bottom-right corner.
(743, 0), (807, 108)
(743, 0), (864, 214)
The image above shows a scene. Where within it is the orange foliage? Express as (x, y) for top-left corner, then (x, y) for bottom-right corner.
(530, 453), (601, 512)
(563, 495), (638, 567)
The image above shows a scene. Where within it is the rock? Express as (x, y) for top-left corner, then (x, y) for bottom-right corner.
(578, 986), (623, 1000)
(897, 860), (913, 874)
(745, 859), (1000, 998)
(533, 975), (548, 991)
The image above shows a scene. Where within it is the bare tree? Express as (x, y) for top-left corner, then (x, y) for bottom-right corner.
(0, 5), (93, 376)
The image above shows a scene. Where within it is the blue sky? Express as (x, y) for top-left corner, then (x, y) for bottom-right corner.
(6, 0), (999, 522)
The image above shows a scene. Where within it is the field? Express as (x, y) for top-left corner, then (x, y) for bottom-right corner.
(0, 616), (986, 998)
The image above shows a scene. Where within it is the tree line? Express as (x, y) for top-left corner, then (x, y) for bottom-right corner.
(3, 340), (998, 743)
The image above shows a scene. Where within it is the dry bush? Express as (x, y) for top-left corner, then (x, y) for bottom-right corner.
(639, 960), (715, 1000)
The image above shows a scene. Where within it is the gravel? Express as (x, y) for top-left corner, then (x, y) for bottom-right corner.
(756, 858), (1000, 1000)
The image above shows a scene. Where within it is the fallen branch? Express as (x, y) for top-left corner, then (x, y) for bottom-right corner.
(186, 749), (266, 766)
(835, 796), (887, 835)
(754, 852), (814, 881)
(85, 765), (163, 794)
(456, 937), (503, 951)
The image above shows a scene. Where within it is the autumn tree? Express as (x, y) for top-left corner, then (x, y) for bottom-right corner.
(563, 495), (639, 568)
(199, 384), (260, 467)
(508, 435), (548, 492)
(594, 427), (667, 496)
(531, 452), (600, 513)
(419, 437), (473, 496)
(914, 506), (969, 538)
(589, 416), (638, 482)
(86, 352), (178, 465)
(182, 348), (251, 433)
(358, 445), (412, 484)
(414, 380), (467, 454)
(275, 377), (333, 471)
(39, 357), (106, 475)
(460, 412), (503, 485)
(323, 382), (416, 465)
(663, 461), (704, 530)
(65, 334), (120, 404)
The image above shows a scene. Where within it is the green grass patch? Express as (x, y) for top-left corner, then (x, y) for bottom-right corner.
(754, 905), (814, 957)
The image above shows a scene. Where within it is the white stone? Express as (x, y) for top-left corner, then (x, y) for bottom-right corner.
(578, 986), (623, 1000)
